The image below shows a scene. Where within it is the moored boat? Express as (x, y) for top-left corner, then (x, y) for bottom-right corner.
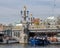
(29, 37), (50, 46)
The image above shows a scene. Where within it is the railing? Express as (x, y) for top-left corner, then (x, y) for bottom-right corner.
(29, 25), (60, 30)
(12, 24), (60, 31)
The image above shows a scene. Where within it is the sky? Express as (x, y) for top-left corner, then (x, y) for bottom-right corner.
(0, 0), (60, 24)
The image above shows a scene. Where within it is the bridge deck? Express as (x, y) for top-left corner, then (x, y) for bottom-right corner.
(29, 29), (60, 33)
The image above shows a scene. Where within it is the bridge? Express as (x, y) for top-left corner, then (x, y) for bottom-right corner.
(12, 25), (60, 43)
(28, 25), (60, 33)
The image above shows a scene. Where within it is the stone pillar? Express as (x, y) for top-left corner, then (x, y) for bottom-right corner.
(19, 22), (28, 44)
(19, 32), (28, 43)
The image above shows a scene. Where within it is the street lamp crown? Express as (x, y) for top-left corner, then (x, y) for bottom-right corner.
(24, 6), (26, 11)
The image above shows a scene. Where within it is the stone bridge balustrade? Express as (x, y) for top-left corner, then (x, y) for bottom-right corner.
(28, 25), (60, 30)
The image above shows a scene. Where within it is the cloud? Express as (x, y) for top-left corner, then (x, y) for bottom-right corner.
(0, 0), (24, 9)
(0, 0), (60, 24)
(0, 6), (20, 24)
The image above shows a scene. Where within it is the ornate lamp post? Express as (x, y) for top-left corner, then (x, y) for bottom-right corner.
(20, 6), (29, 43)
(30, 13), (33, 25)
(21, 6), (29, 32)
(21, 6), (29, 21)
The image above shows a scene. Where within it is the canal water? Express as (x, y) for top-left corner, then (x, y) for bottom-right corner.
(0, 44), (60, 48)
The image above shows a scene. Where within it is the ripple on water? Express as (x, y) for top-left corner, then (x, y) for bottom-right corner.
(0, 44), (60, 48)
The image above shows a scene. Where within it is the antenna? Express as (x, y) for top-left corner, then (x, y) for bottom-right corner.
(52, 0), (56, 16)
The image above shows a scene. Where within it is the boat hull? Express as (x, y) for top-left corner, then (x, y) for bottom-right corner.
(29, 38), (50, 46)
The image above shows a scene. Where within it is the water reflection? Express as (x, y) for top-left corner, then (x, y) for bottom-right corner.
(0, 44), (60, 48)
